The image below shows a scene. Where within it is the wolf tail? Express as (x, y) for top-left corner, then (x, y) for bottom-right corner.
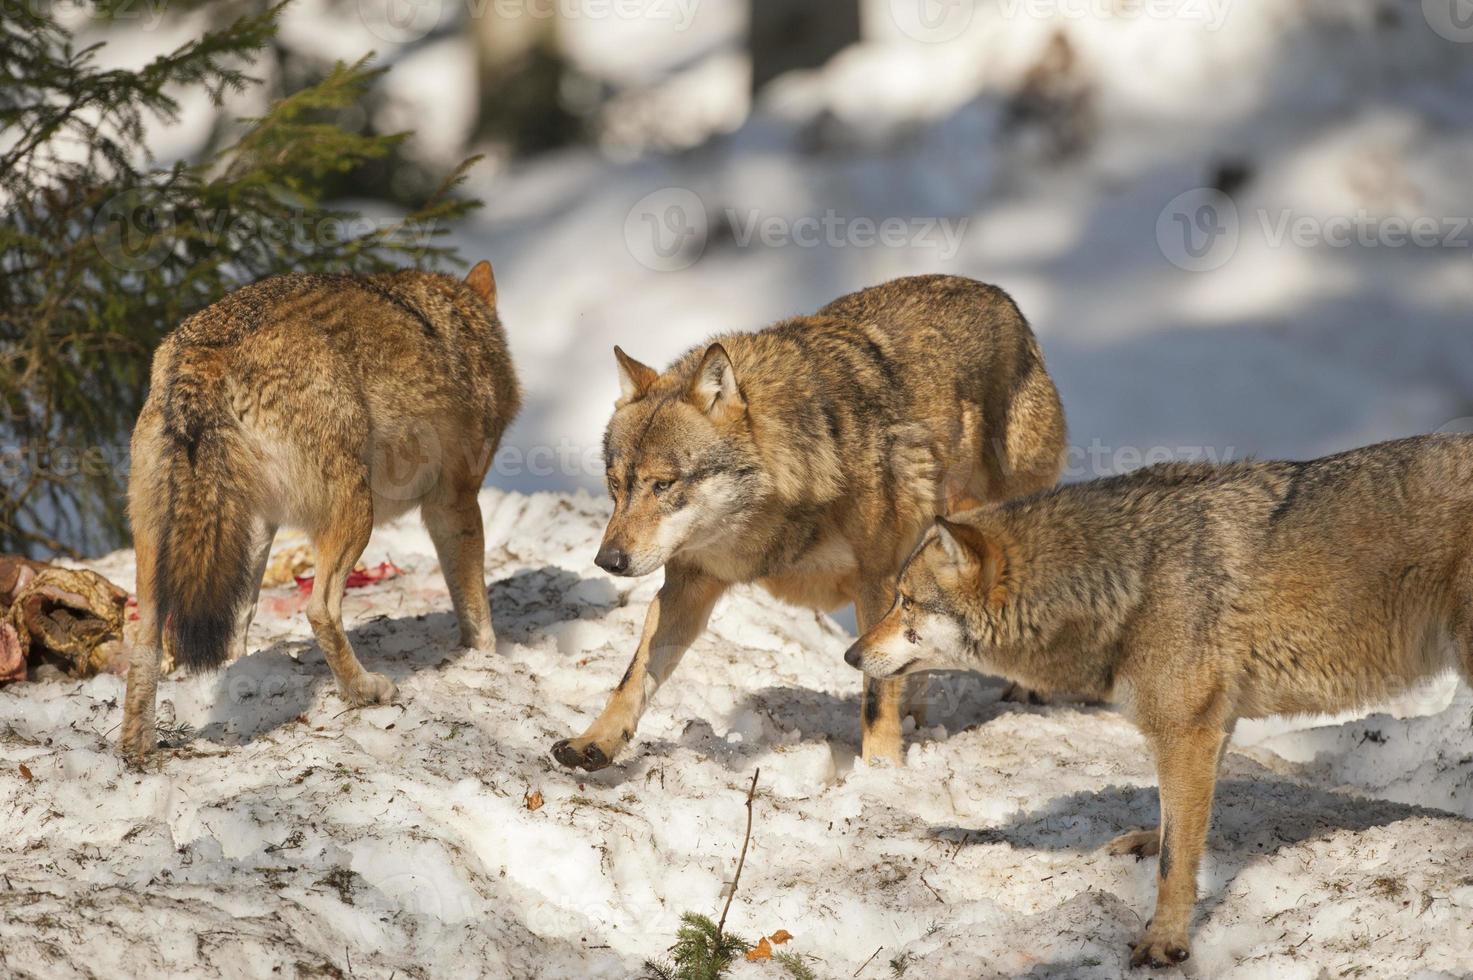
(154, 348), (261, 672)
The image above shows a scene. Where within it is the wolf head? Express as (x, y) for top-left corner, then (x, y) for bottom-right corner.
(595, 343), (765, 577)
(844, 516), (1007, 678)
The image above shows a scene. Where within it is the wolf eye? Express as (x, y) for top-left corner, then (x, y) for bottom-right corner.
(900, 595), (914, 611)
(652, 479), (674, 495)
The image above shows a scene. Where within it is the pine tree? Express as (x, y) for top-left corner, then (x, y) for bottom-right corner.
(0, 0), (480, 556)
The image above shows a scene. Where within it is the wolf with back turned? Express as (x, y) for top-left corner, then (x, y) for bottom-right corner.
(121, 263), (520, 761)
(845, 434), (1473, 967)
(550, 274), (1067, 771)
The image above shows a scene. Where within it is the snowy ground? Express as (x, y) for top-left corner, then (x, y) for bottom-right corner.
(3, 490), (1472, 979)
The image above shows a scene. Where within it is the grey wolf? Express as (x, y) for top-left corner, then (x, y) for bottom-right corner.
(121, 263), (520, 761)
(844, 434), (1473, 966)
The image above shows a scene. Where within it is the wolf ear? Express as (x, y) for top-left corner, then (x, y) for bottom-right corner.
(934, 517), (975, 565)
(464, 260), (496, 305)
(688, 343), (745, 418)
(614, 346), (658, 405)
(935, 517), (1006, 597)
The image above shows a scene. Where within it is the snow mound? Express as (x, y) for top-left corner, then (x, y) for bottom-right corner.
(2, 490), (1471, 978)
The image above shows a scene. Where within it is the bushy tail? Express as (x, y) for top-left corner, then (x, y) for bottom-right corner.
(154, 349), (260, 672)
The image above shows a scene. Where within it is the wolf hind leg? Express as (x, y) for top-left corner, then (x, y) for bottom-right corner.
(229, 521), (276, 663)
(121, 522), (163, 762)
(307, 479), (396, 707)
(423, 490), (493, 651)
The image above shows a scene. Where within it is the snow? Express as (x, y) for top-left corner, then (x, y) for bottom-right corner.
(3, 490), (1473, 978)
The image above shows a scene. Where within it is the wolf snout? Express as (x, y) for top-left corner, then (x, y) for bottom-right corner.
(843, 643), (863, 669)
(595, 545), (631, 575)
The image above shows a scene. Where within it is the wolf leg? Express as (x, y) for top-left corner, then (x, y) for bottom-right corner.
(552, 566), (724, 772)
(423, 492), (493, 651)
(857, 583), (905, 764)
(1130, 725), (1225, 969)
(229, 521), (276, 663)
(121, 531), (163, 762)
(1108, 721), (1234, 861)
(308, 486), (397, 707)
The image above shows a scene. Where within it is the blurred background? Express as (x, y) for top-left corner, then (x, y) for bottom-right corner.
(4, 0), (1472, 556)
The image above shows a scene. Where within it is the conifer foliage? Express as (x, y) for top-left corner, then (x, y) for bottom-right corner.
(0, 1), (479, 556)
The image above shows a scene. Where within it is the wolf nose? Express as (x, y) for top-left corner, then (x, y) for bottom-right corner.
(595, 546), (630, 575)
(843, 644), (862, 669)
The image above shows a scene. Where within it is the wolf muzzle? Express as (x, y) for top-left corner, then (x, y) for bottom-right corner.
(594, 544), (631, 575)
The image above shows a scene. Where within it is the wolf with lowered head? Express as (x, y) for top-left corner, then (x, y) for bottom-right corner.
(845, 434), (1473, 967)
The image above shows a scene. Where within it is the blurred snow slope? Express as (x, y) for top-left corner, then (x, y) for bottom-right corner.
(442, 0), (1473, 496)
(1, 490), (1471, 979)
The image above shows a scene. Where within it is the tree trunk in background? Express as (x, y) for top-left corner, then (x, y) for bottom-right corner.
(472, 9), (581, 154)
(749, 0), (860, 94)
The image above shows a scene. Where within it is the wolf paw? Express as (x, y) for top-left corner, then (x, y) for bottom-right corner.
(1129, 928), (1190, 969)
(118, 724), (156, 765)
(551, 738), (613, 772)
(338, 671), (398, 706)
(1105, 828), (1161, 860)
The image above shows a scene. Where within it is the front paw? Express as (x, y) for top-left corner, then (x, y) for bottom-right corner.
(337, 671), (399, 706)
(551, 737), (614, 772)
(1129, 925), (1190, 969)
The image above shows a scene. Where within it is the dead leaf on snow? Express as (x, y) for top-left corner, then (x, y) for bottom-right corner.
(746, 937), (772, 962)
